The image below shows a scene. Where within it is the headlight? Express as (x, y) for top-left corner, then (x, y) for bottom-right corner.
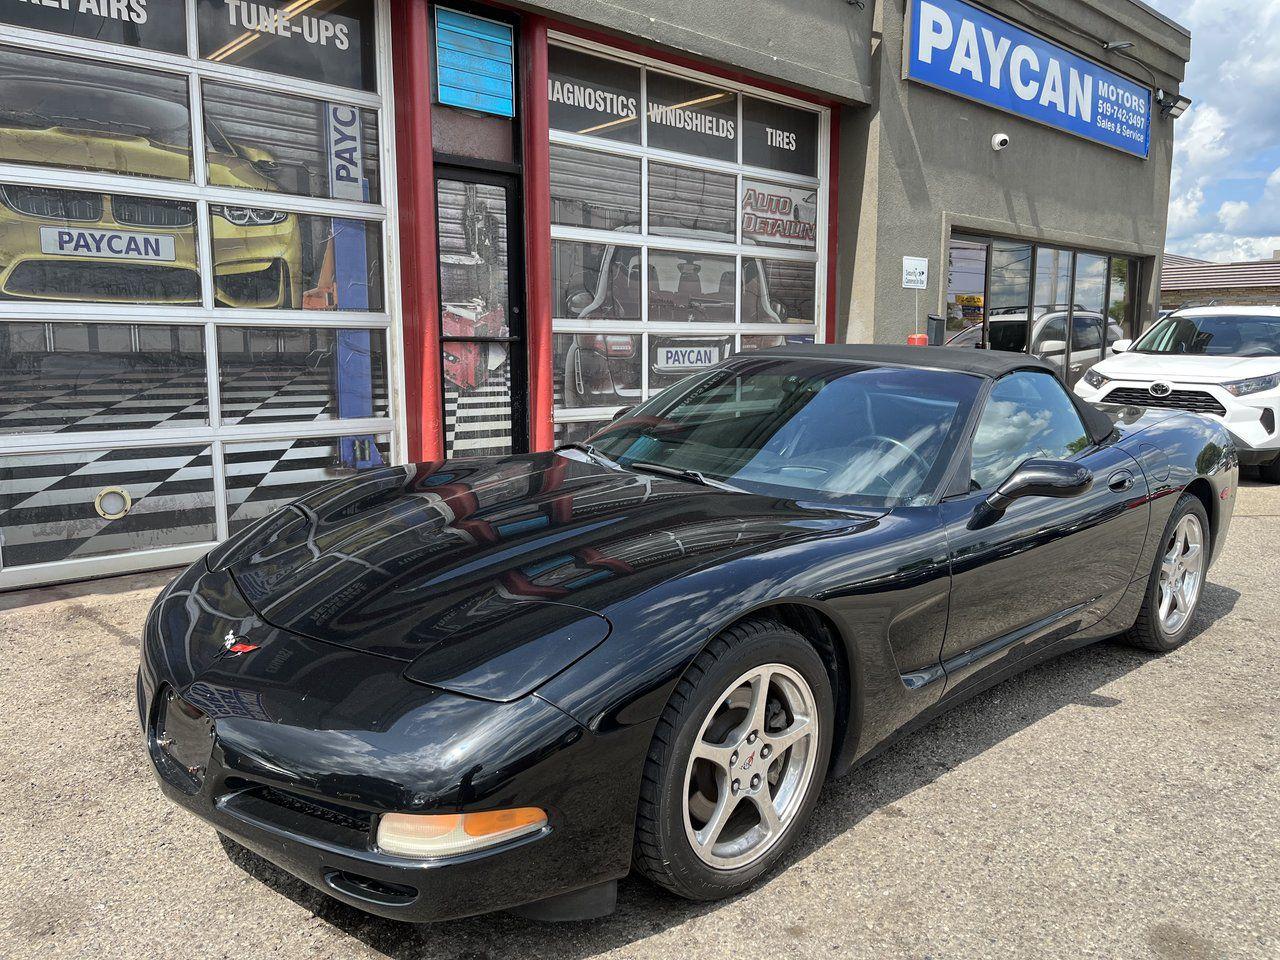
(213, 204), (288, 226)
(1083, 368), (1111, 389)
(1223, 373), (1280, 397)
(376, 808), (547, 859)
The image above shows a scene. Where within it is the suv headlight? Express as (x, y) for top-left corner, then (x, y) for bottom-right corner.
(213, 204), (288, 226)
(1223, 373), (1280, 397)
(1083, 368), (1111, 389)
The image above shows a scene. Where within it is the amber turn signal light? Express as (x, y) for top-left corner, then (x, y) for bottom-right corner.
(376, 807), (547, 859)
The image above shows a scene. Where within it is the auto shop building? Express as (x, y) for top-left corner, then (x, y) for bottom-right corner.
(0, 0), (1190, 588)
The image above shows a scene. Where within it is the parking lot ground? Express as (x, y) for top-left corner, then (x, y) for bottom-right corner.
(1, 479), (1277, 960)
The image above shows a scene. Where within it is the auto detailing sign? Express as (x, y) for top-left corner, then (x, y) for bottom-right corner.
(741, 180), (817, 250)
(905, 0), (1151, 158)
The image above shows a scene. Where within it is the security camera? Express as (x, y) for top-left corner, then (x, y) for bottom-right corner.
(991, 132), (1010, 151)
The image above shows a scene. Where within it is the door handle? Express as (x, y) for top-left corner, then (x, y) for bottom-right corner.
(1108, 469), (1135, 492)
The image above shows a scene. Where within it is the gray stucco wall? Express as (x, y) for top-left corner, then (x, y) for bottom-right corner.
(511, 0), (875, 103)
(837, 0), (1190, 344)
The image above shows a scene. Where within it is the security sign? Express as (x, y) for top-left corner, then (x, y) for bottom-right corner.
(902, 256), (929, 289)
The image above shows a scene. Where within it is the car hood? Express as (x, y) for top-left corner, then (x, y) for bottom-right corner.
(1098, 351), (1280, 383)
(213, 452), (873, 695)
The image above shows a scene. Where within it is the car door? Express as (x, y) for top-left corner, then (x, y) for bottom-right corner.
(937, 370), (1149, 694)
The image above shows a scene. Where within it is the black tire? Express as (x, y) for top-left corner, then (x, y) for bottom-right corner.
(1258, 455), (1280, 484)
(634, 618), (834, 901)
(1124, 492), (1210, 652)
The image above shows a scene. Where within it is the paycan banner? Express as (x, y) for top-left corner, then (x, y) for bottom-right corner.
(905, 0), (1151, 158)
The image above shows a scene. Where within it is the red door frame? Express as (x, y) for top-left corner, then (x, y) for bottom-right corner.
(391, 1), (842, 458)
(391, 0), (443, 461)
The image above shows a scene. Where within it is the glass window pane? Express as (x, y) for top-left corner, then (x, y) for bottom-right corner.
(548, 45), (640, 144)
(648, 162), (735, 241)
(741, 179), (818, 251)
(970, 371), (1088, 490)
(550, 144), (640, 231)
(987, 240), (1033, 352)
(648, 334), (734, 395)
(648, 251), (736, 323)
(197, 0), (376, 91)
(1030, 247), (1072, 369)
(645, 71), (737, 162)
(552, 241), (642, 321)
(0, 47), (191, 181)
(1108, 258), (1134, 338)
(1, 0), (186, 53)
(741, 333), (814, 351)
(946, 237), (986, 343)
(224, 434), (389, 536)
(444, 342), (513, 459)
(741, 97), (818, 177)
(437, 180), (509, 331)
(0, 184), (199, 304)
(217, 326), (388, 425)
(554, 418), (611, 446)
(0, 443), (214, 566)
(1, 321), (207, 434)
(742, 259), (816, 325)
(1065, 253), (1110, 387)
(554, 333), (641, 410)
(203, 82), (380, 203)
(210, 208), (382, 310)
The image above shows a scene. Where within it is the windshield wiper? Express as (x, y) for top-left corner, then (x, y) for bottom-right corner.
(555, 442), (619, 470)
(625, 460), (744, 493)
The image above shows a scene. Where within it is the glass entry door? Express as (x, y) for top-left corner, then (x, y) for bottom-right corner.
(434, 167), (527, 458)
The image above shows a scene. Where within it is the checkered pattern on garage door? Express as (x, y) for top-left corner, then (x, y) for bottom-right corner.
(223, 434), (390, 535)
(0, 433), (391, 568)
(0, 444), (216, 567)
(0, 364), (389, 434)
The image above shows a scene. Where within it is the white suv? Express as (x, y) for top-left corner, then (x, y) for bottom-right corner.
(1074, 305), (1280, 480)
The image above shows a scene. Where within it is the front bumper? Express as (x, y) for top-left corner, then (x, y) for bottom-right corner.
(1076, 378), (1280, 456)
(137, 575), (643, 922)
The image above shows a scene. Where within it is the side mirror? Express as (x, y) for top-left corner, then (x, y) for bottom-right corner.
(968, 459), (1093, 530)
(1037, 338), (1067, 357)
(610, 405), (632, 422)
(1111, 339), (1132, 353)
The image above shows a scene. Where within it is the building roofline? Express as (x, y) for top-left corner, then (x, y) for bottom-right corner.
(1124, 0), (1191, 40)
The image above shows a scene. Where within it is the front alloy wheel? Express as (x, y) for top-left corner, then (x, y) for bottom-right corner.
(683, 664), (819, 870)
(635, 619), (833, 901)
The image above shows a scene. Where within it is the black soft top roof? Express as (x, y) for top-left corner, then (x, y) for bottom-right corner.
(747, 342), (1057, 378)
(743, 343), (1115, 445)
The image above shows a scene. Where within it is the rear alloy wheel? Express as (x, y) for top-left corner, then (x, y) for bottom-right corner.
(634, 619), (833, 901)
(1125, 493), (1209, 652)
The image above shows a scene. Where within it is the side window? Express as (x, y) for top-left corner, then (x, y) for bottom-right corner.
(970, 371), (1090, 490)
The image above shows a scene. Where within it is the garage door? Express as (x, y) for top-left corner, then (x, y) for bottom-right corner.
(0, 0), (403, 589)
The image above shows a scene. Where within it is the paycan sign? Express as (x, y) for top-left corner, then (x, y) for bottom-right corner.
(904, 0), (1151, 158)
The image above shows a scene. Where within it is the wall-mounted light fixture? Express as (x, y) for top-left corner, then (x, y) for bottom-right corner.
(1155, 89), (1193, 119)
(1103, 40), (1136, 51)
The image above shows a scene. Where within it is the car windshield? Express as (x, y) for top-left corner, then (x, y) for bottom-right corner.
(1132, 314), (1280, 357)
(586, 358), (983, 507)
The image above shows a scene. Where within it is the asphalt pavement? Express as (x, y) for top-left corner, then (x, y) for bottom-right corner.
(1, 478), (1276, 960)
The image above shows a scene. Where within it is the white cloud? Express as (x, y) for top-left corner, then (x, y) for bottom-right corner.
(1150, 1), (1280, 262)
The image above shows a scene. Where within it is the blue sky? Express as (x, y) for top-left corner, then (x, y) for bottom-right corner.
(1148, 1), (1280, 262)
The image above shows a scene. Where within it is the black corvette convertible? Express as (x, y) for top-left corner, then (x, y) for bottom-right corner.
(140, 345), (1236, 922)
